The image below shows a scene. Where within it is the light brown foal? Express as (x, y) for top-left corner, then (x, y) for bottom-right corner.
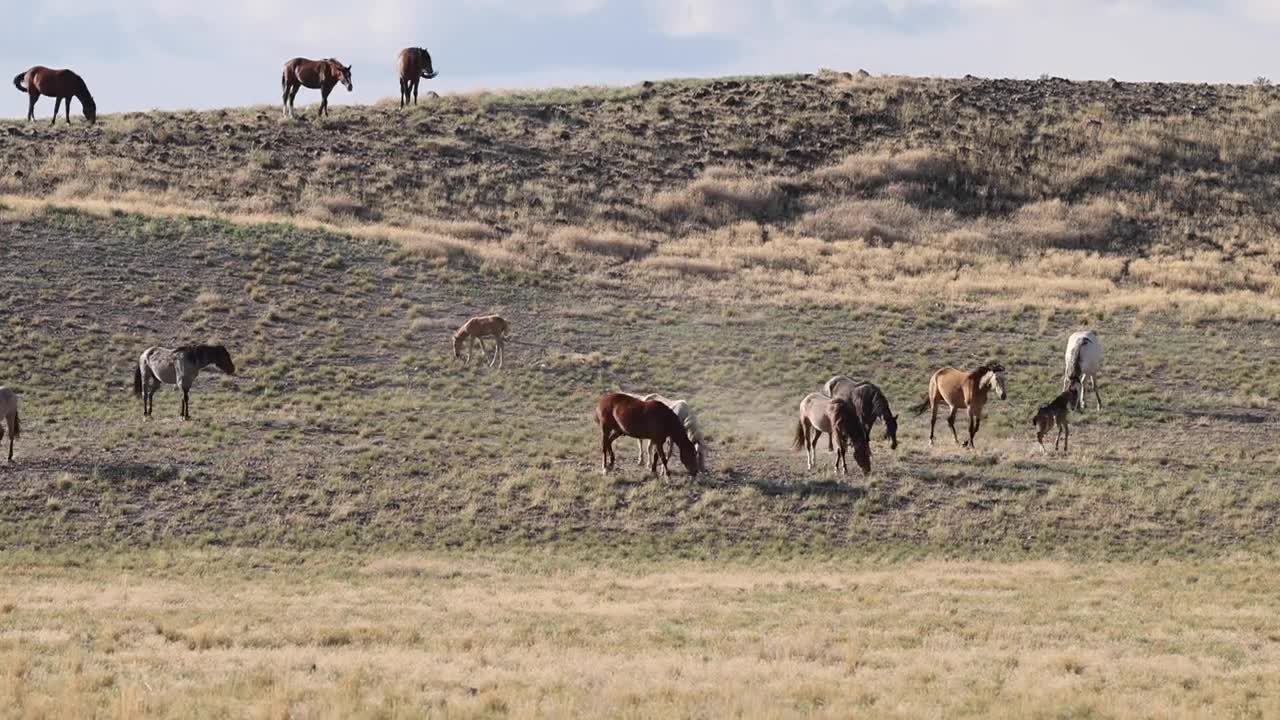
(453, 315), (509, 368)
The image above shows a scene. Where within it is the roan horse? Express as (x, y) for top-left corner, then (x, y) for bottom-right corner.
(823, 376), (900, 450)
(281, 58), (352, 117)
(397, 47), (437, 107)
(134, 345), (236, 420)
(453, 314), (509, 369)
(910, 363), (1008, 448)
(13, 67), (96, 125)
(596, 393), (699, 479)
(1064, 330), (1103, 410)
(792, 392), (872, 476)
(0, 387), (20, 463)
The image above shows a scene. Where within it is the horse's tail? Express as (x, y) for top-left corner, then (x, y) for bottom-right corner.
(791, 420), (806, 451)
(13, 72), (26, 93)
(133, 364), (143, 398)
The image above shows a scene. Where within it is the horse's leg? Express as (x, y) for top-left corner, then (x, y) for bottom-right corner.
(27, 92), (37, 121)
(399, 78), (407, 108)
(413, 77), (420, 104)
(601, 427), (615, 474)
(636, 438), (646, 466)
(1062, 423), (1069, 453)
(65, 97), (71, 123)
(967, 410), (979, 449)
(320, 86), (331, 117)
(946, 408), (960, 445)
(51, 97), (61, 126)
(1091, 375), (1103, 410)
(928, 403), (938, 446)
(496, 336), (504, 369)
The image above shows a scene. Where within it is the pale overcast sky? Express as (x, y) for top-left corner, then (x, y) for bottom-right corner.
(3, 1), (1279, 116)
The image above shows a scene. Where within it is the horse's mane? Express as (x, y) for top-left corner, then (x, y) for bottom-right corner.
(829, 398), (866, 443)
(970, 362), (1004, 380)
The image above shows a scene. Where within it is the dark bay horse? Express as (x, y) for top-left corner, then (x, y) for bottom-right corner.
(134, 345), (236, 420)
(282, 58), (352, 117)
(824, 376), (900, 450)
(909, 363), (1007, 449)
(596, 393), (699, 479)
(13, 67), (96, 125)
(397, 47), (437, 107)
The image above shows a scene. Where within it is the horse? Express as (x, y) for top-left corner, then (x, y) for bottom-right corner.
(909, 363), (1007, 448)
(1032, 380), (1079, 453)
(628, 393), (708, 472)
(0, 387), (20, 463)
(133, 345), (236, 420)
(13, 67), (96, 125)
(397, 47), (437, 107)
(791, 392), (872, 476)
(596, 393), (699, 479)
(824, 376), (900, 450)
(1064, 330), (1103, 410)
(453, 314), (509, 368)
(281, 58), (352, 118)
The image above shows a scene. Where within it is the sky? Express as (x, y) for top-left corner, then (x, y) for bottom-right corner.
(3, 1), (1280, 117)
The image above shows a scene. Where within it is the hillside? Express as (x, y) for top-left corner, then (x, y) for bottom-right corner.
(3, 72), (1280, 315)
(0, 72), (1278, 556)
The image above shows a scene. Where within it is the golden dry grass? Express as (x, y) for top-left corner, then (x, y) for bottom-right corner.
(3, 553), (1279, 719)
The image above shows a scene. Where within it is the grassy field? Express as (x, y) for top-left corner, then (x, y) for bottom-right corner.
(4, 553), (1280, 718)
(1, 71), (1279, 717)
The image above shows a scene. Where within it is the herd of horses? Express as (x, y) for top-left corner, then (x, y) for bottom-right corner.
(12, 46), (437, 124)
(0, 312), (1103, 479)
(3, 59), (1111, 479)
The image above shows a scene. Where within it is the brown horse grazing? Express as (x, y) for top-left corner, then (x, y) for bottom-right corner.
(596, 393), (699, 479)
(281, 58), (352, 118)
(13, 67), (96, 125)
(792, 392), (872, 476)
(397, 47), (437, 107)
(909, 363), (1008, 449)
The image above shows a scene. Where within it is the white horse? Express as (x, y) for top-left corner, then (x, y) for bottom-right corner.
(1064, 330), (1103, 410)
(0, 387), (20, 463)
(622, 392), (708, 472)
(134, 345), (236, 420)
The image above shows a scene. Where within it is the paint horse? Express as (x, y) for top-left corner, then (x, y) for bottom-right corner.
(134, 345), (236, 420)
(792, 392), (871, 476)
(823, 376), (900, 450)
(910, 363), (1008, 449)
(596, 393), (699, 479)
(1064, 330), (1103, 410)
(13, 66), (96, 125)
(281, 58), (352, 117)
(0, 387), (19, 463)
(453, 314), (509, 368)
(397, 47), (437, 107)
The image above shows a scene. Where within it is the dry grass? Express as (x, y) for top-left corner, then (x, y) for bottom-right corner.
(3, 553), (1279, 719)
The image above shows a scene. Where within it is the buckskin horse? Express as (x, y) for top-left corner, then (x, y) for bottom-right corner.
(12, 66), (96, 125)
(281, 58), (352, 118)
(910, 363), (1008, 449)
(397, 47), (437, 107)
(596, 393), (699, 479)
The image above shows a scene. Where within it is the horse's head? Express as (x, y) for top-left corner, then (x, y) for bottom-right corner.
(81, 96), (97, 124)
(983, 362), (1007, 400)
(420, 48), (437, 79)
(677, 438), (700, 478)
(884, 413), (899, 450)
(452, 332), (465, 359)
(210, 345), (235, 375)
(327, 60), (353, 91)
